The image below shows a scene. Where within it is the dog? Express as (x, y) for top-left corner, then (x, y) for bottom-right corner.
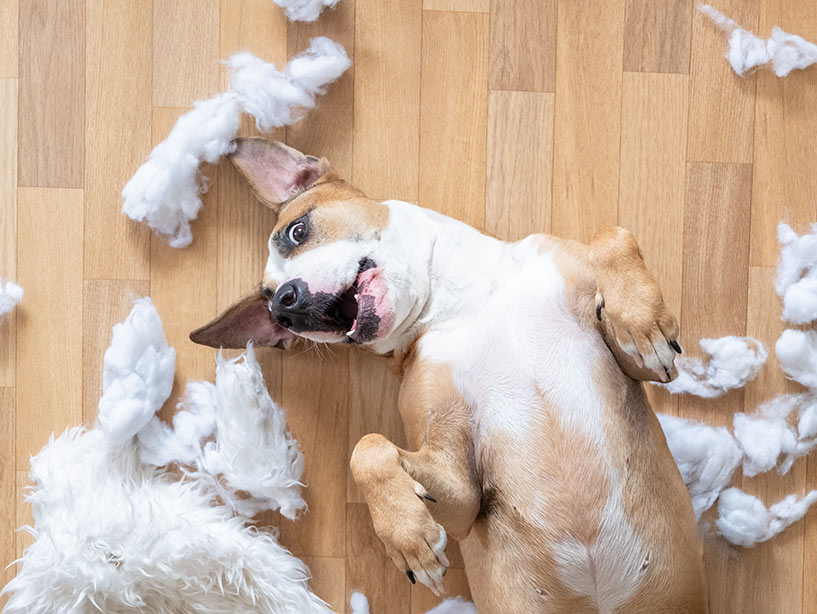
(191, 138), (707, 613)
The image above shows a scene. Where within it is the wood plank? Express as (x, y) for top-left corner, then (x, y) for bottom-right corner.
(419, 10), (489, 228)
(18, 0), (85, 188)
(353, 0), (421, 200)
(152, 0), (219, 107)
(489, 0), (557, 92)
(0, 0), (18, 78)
(0, 80), (17, 387)
(84, 0), (152, 280)
(219, 0), (287, 64)
(16, 188), (84, 467)
(724, 266), (805, 614)
(82, 280), (151, 424)
(423, 0), (489, 12)
(347, 350), (404, 503)
(679, 163), (752, 424)
(484, 90), (553, 240)
(551, 0), (625, 242)
(149, 108), (218, 417)
(288, 0), (357, 181)
(0, 389), (14, 591)
(749, 1), (817, 267)
(347, 502), (411, 614)
(278, 348), (349, 558)
(618, 72), (688, 416)
(302, 556), (345, 613)
(623, 0), (692, 73)
(687, 0), (757, 163)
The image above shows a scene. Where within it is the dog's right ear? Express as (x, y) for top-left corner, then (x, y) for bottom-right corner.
(228, 138), (329, 212)
(189, 288), (297, 350)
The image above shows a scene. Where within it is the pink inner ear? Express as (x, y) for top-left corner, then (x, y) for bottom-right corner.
(190, 292), (296, 349)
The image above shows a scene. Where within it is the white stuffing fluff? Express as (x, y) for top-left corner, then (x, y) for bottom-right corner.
(657, 414), (742, 519)
(716, 487), (817, 547)
(97, 298), (176, 445)
(700, 5), (817, 77)
(273, 0), (340, 23)
(776, 222), (817, 324)
(0, 278), (23, 320)
(349, 592), (476, 614)
(1, 428), (331, 614)
(662, 336), (767, 398)
(776, 329), (817, 391)
(122, 37), (350, 248)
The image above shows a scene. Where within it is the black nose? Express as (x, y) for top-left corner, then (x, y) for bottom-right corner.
(271, 279), (310, 328)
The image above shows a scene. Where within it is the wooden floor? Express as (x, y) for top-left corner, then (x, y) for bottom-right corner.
(2, 0), (817, 611)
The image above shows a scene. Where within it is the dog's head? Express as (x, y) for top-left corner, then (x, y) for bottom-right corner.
(190, 138), (430, 352)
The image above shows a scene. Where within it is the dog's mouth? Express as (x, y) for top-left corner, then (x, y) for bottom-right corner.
(332, 257), (384, 344)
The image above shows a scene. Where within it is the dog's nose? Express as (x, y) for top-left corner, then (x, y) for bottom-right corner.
(271, 279), (309, 328)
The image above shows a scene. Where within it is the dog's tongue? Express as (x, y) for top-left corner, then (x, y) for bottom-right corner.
(347, 268), (392, 342)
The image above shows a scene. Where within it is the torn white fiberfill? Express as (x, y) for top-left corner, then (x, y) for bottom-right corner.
(662, 336), (767, 398)
(776, 222), (817, 325)
(700, 5), (817, 77)
(122, 37), (350, 248)
(349, 592), (370, 614)
(0, 278), (22, 320)
(97, 298), (176, 445)
(349, 592), (476, 614)
(777, 329), (817, 391)
(716, 487), (817, 547)
(657, 414), (741, 519)
(273, 0), (340, 22)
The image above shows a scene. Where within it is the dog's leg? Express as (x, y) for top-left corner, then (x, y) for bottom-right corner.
(350, 364), (480, 595)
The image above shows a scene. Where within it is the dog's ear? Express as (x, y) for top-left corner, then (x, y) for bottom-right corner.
(189, 288), (296, 349)
(228, 138), (329, 211)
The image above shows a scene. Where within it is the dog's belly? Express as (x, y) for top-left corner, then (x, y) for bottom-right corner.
(418, 249), (705, 613)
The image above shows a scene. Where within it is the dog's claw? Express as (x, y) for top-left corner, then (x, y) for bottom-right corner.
(407, 570), (416, 584)
(670, 339), (682, 354)
(423, 493), (437, 503)
(663, 366), (671, 381)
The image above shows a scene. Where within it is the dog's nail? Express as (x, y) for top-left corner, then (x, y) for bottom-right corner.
(406, 570), (416, 584)
(423, 493), (437, 503)
(596, 303), (603, 321)
(663, 366), (671, 381)
(670, 340), (682, 354)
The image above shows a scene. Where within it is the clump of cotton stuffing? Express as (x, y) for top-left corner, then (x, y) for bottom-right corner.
(776, 329), (817, 391)
(0, 278), (22, 321)
(273, 0), (340, 22)
(662, 336), (767, 398)
(716, 487), (817, 547)
(776, 222), (817, 324)
(97, 298), (176, 444)
(122, 37), (350, 248)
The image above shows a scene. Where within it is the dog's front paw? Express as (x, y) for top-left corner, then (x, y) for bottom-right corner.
(595, 285), (681, 383)
(369, 481), (449, 595)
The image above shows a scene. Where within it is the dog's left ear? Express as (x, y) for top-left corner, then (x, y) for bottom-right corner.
(228, 137), (330, 212)
(189, 288), (297, 350)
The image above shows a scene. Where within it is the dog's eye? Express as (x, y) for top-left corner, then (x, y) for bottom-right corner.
(288, 221), (308, 245)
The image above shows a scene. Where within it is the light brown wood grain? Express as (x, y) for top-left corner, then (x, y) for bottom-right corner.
(82, 280), (151, 423)
(219, 0), (287, 64)
(419, 10), (489, 228)
(84, 0), (152, 280)
(347, 502), (412, 614)
(18, 0), (85, 188)
(0, 0), (18, 78)
(750, 1), (817, 267)
(623, 0), (692, 73)
(485, 90), (553, 240)
(16, 188), (84, 468)
(352, 0), (421, 200)
(687, 0), (757, 163)
(149, 108), (219, 417)
(0, 389), (14, 591)
(551, 0), (625, 242)
(302, 556), (345, 613)
(490, 0), (557, 92)
(0, 80), (17, 387)
(152, 0), (219, 107)
(423, 0), (489, 12)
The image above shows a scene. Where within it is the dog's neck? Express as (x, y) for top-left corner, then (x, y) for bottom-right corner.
(370, 201), (505, 356)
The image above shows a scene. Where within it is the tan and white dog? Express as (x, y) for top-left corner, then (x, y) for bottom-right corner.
(191, 138), (707, 614)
